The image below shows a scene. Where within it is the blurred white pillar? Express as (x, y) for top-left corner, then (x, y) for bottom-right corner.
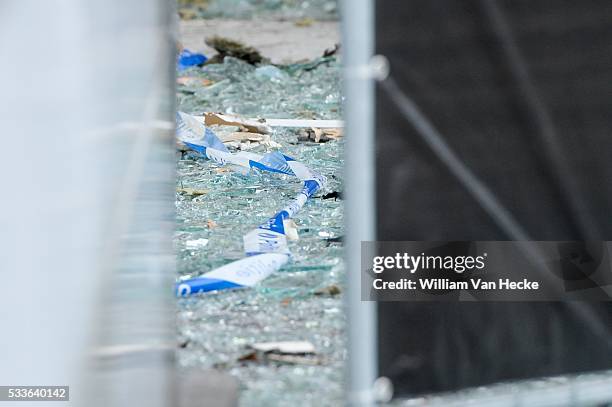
(341, 0), (378, 405)
(0, 1), (175, 406)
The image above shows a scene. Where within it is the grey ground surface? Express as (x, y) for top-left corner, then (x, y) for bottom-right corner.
(180, 19), (340, 64)
(177, 16), (344, 407)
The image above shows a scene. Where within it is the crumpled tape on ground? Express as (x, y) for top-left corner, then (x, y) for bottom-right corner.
(175, 112), (326, 296)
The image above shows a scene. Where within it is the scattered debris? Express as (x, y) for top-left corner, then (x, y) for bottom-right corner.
(324, 236), (343, 246)
(254, 65), (289, 83)
(177, 77), (214, 87)
(199, 115), (344, 130)
(237, 352), (258, 362)
(239, 341), (322, 365)
(323, 43), (340, 57)
(178, 55), (341, 119)
(214, 167), (232, 174)
(219, 132), (282, 149)
(282, 219), (299, 241)
(284, 56), (336, 74)
(295, 17), (314, 27)
(178, 8), (199, 20)
(186, 238), (209, 248)
(237, 352), (322, 366)
(177, 141), (191, 153)
(297, 127), (343, 143)
(177, 187), (208, 196)
(219, 132), (267, 143)
(314, 284), (341, 296)
(261, 118), (344, 128)
(265, 354), (323, 365)
(322, 191), (342, 200)
(205, 36), (266, 65)
(250, 341), (315, 354)
(314, 128), (342, 142)
(178, 49), (208, 71)
(178, 116), (280, 150)
(204, 112), (271, 134)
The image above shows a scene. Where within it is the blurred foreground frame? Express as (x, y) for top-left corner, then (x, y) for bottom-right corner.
(0, 1), (237, 406)
(374, 0), (612, 404)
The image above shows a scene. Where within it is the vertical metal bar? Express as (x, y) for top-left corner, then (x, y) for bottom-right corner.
(341, 0), (377, 405)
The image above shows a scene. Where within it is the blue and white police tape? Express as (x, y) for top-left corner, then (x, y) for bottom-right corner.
(175, 253), (289, 297)
(243, 179), (320, 256)
(175, 112), (326, 296)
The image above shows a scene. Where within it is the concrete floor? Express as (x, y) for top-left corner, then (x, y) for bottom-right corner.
(180, 19), (340, 64)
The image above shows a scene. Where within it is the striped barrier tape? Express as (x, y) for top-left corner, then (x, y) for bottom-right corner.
(175, 112), (326, 296)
